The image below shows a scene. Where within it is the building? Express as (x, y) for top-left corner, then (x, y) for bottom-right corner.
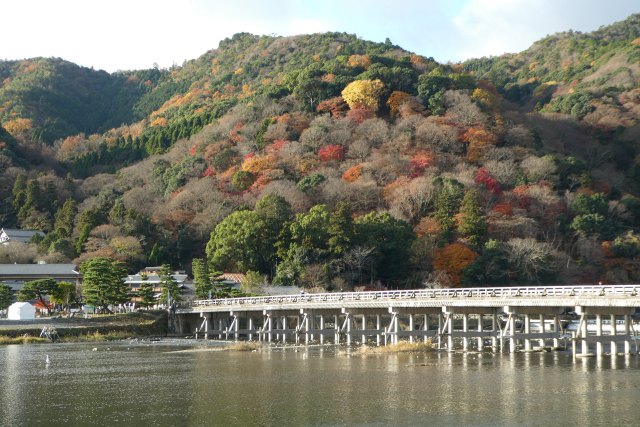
(124, 267), (193, 301)
(0, 263), (82, 293)
(0, 228), (44, 245)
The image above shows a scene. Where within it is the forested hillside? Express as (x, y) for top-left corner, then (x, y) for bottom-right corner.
(2, 14), (640, 291)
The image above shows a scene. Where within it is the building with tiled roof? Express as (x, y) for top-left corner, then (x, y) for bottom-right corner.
(0, 228), (44, 245)
(0, 263), (81, 292)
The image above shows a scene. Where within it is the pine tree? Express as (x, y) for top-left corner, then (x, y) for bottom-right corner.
(158, 264), (182, 304)
(192, 258), (212, 299)
(138, 279), (155, 308)
(80, 257), (129, 313)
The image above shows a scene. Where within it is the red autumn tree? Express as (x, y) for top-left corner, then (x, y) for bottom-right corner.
(474, 167), (501, 194)
(318, 144), (345, 162)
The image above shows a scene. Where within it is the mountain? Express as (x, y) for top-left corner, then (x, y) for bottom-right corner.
(1, 15), (640, 290)
(464, 14), (640, 122)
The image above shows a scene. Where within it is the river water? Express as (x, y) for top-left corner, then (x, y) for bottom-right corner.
(1, 341), (640, 426)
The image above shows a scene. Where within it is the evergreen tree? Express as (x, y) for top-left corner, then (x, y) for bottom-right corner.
(192, 258), (213, 299)
(158, 264), (182, 304)
(434, 178), (464, 238)
(458, 188), (487, 247)
(18, 279), (58, 309)
(54, 198), (77, 238)
(80, 257), (129, 312)
(0, 284), (13, 311)
(328, 203), (355, 257)
(137, 279), (155, 308)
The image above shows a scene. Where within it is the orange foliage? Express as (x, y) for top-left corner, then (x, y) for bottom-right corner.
(150, 117), (168, 127)
(342, 164), (363, 182)
(491, 202), (514, 216)
(241, 154), (276, 174)
(410, 54), (428, 67)
(249, 174), (273, 191)
(632, 38), (640, 46)
(318, 145), (345, 162)
(410, 151), (436, 177)
(347, 54), (372, 69)
(3, 118), (33, 135)
(57, 134), (87, 160)
(433, 243), (478, 286)
(462, 126), (497, 162)
(414, 217), (441, 237)
(321, 73), (336, 83)
(316, 96), (349, 118)
(386, 91), (411, 118)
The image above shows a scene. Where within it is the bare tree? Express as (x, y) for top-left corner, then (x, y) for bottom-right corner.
(505, 237), (562, 282)
(342, 246), (374, 287)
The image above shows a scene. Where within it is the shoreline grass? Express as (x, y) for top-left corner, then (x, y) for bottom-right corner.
(0, 336), (49, 345)
(225, 342), (261, 352)
(357, 341), (433, 355)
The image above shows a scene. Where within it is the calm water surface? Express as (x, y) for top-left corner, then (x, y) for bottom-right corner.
(1, 341), (640, 426)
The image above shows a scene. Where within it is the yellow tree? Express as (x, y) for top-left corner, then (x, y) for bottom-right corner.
(341, 79), (385, 111)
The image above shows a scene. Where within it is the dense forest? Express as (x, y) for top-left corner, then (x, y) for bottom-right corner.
(1, 14), (640, 291)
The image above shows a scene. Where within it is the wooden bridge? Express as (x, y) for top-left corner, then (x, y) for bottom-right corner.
(172, 285), (640, 356)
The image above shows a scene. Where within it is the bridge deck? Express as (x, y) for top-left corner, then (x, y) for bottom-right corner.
(177, 285), (640, 314)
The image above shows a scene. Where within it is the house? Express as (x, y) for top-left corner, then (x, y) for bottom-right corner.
(7, 302), (36, 320)
(0, 263), (82, 294)
(124, 267), (193, 301)
(220, 273), (246, 289)
(0, 228), (44, 245)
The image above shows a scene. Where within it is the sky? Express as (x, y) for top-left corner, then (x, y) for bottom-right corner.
(1, 0), (638, 73)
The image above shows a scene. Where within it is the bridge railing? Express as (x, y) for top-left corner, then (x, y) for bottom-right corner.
(184, 284), (640, 309)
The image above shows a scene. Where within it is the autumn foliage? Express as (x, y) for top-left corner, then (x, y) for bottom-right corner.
(316, 96), (349, 118)
(410, 152), (436, 177)
(341, 79), (385, 111)
(342, 164), (363, 182)
(474, 167), (501, 194)
(462, 126), (497, 162)
(433, 243), (478, 286)
(318, 144), (345, 162)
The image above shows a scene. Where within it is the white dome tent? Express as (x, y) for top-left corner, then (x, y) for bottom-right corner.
(7, 302), (36, 320)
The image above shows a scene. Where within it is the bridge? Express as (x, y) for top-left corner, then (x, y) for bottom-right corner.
(172, 285), (640, 356)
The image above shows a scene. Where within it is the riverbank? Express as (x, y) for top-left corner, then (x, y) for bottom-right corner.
(0, 310), (168, 343)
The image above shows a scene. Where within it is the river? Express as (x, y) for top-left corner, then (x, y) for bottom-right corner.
(1, 341), (640, 426)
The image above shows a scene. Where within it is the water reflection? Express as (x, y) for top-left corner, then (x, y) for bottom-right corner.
(1, 343), (640, 426)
